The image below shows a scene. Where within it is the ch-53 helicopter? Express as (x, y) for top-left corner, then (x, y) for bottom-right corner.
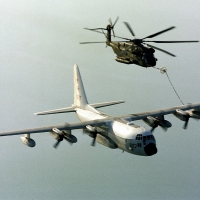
(80, 17), (199, 69)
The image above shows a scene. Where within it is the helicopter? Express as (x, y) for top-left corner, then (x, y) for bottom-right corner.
(80, 17), (199, 68)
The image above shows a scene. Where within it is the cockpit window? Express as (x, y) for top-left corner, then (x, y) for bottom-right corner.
(136, 134), (155, 141)
(136, 134), (142, 140)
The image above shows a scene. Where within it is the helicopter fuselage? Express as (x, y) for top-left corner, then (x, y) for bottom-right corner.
(107, 41), (157, 67)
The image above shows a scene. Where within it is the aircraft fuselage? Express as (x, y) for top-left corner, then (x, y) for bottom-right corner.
(76, 108), (157, 156)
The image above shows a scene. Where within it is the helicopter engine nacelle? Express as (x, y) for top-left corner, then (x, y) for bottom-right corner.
(173, 109), (189, 121)
(20, 134), (36, 147)
(143, 116), (172, 128)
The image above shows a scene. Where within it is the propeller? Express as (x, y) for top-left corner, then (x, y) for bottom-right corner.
(149, 118), (169, 133)
(53, 134), (64, 148)
(108, 16), (119, 37)
(183, 116), (190, 129)
(91, 133), (97, 146)
(83, 16), (119, 37)
(150, 124), (167, 133)
(82, 128), (98, 147)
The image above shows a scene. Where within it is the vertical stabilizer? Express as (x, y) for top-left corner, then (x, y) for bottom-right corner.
(74, 64), (88, 108)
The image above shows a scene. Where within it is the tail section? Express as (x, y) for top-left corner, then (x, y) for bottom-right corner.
(74, 64), (88, 108)
(35, 64), (124, 116)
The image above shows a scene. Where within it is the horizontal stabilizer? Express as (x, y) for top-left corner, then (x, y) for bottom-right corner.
(35, 106), (76, 115)
(89, 100), (125, 108)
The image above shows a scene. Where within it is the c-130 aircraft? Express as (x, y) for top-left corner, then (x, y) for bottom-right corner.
(1, 64), (200, 156)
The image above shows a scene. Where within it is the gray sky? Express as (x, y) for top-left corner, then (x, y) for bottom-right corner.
(0, 1), (200, 199)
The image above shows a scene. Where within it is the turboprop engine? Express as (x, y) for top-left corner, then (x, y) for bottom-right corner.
(173, 109), (200, 129)
(21, 134), (36, 147)
(143, 116), (172, 132)
(83, 125), (117, 148)
(50, 128), (77, 148)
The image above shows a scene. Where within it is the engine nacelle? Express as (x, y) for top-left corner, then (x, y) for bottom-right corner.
(21, 135), (36, 147)
(86, 125), (96, 132)
(143, 116), (171, 128)
(173, 109), (189, 121)
(83, 128), (96, 138)
(50, 128), (77, 144)
(64, 134), (77, 143)
(187, 109), (200, 119)
(96, 134), (117, 149)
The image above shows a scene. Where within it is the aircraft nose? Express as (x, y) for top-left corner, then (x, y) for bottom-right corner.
(144, 143), (157, 156)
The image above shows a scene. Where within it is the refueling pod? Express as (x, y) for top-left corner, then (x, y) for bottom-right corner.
(21, 134), (36, 147)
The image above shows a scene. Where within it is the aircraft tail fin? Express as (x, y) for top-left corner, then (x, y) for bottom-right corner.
(73, 64), (88, 108)
(35, 65), (124, 116)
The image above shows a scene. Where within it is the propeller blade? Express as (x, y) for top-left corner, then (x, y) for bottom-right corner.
(83, 28), (128, 40)
(143, 26), (175, 39)
(123, 22), (135, 37)
(91, 138), (96, 146)
(146, 44), (176, 57)
(183, 118), (189, 129)
(112, 16), (119, 28)
(112, 29), (115, 38)
(84, 28), (105, 34)
(53, 140), (61, 149)
(80, 42), (105, 44)
(144, 40), (199, 43)
(91, 134), (97, 146)
(150, 127), (156, 133)
(150, 125), (158, 133)
(160, 126), (168, 132)
(87, 28), (107, 31)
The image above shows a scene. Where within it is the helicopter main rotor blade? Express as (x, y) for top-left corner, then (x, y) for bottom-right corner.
(144, 40), (199, 43)
(143, 26), (175, 39)
(146, 44), (176, 57)
(123, 22), (135, 37)
(79, 42), (105, 44)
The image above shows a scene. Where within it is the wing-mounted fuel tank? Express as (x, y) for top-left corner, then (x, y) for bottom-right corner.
(21, 134), (36, 147)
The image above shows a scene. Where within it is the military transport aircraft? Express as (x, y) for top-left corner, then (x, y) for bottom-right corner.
(1, 64), (200, 156)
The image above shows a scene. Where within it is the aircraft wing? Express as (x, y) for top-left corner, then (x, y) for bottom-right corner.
(0, 120), (108, 137)
(118, 102), (200, 121)
(0, 102), (200, 137)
